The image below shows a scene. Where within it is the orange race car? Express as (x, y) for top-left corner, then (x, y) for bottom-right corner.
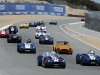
(53, 41), (73, 54)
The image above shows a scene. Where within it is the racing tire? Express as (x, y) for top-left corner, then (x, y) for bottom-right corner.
(18, 49), (21, 53)
(69, 51), (73, 55)
(76, 58), (80, 64)
(39, 41), (42, 44)
(53, 47), (55, 51)
(50, 42), (54, 45)
(62, 63), (66, 68)
(33, 50), (36, 54)
(7, 39), (10, 43)
(80, 59), (85, 66)
(18, 40), (21, 43)
(37, 60), (42, 66)
(35, 36), (38, 39)
(43, 62), (47, 68)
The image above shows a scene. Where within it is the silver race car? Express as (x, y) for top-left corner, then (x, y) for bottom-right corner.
(35, 30), (46, 39)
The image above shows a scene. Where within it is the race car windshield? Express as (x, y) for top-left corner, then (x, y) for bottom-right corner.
(51, 53), (61, 58)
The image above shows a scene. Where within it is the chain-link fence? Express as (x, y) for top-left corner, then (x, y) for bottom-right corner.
(85, 11), (100, 32)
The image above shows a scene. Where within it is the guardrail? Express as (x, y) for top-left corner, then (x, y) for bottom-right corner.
(0, 3), (67, 16)
(85, 11), (100, 32)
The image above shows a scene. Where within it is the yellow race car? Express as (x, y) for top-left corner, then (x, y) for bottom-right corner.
(19, 23), (29, 29)
(53, 41), (73, 54)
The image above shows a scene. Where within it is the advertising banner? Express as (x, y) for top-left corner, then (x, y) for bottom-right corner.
(0, 3), (67, 16)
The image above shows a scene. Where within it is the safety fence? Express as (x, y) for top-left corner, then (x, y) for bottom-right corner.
(85, 11), (100, 32)
(0, 2), (67, 16)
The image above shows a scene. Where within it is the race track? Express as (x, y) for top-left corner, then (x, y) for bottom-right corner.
(67, 23), (100, 39)
(0, 18), (100, 75)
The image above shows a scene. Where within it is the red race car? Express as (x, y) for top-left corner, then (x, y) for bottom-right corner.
(0, 29), (9, 38)
(81, 18), (85, 21)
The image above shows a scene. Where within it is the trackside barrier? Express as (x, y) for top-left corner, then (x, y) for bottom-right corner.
(0, 3), (67, 16)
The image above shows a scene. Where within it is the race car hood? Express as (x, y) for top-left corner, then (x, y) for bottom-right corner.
(59, 45), (72, 50)
(85, 54), (100, 60)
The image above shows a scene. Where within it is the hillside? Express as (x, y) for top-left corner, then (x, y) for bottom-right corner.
(0, 0), (88, 16)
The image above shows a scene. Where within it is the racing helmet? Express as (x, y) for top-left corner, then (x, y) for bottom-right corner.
(25, 22), (27, 24)
(27, 39), (31, 43)
(88, 50), (95, 54)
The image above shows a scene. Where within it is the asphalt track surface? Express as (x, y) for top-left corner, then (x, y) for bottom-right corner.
(67, 23), (100, 39)
(0, 18), (100, 75)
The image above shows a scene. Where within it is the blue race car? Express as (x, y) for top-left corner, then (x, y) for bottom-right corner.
(39, 34), (54, 44)
(49, 20), (57, 25)
(17, 39), (36, 53)
(76, 50), (100, 66)
(29, 22), (37, 27)
(7, 33), (21, 43)
(37, 51), (66, 68)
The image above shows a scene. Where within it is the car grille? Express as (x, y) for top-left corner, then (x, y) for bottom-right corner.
(53, 62), (60, 66)
(61, 49), (68, 52)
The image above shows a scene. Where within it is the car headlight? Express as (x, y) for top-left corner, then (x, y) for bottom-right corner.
(33, 47), (35, 48)
(62, 60), (65, 62)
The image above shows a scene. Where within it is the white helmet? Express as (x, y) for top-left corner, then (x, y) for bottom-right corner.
(25, 22), (27, 24)
(88, 50), (95, 54)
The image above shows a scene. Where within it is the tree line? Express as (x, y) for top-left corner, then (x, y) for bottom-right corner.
(66, 0), (100, 11)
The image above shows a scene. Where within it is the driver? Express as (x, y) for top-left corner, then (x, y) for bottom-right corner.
(64, 42), (67, 45)
(24, 22), (27, 24)
(27, 39), (31, 43)
(88, 50), (95, 54)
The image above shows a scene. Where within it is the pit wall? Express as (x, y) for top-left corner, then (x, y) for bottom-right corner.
(0, 3), (67, 16)
(85, 11), (100, 31)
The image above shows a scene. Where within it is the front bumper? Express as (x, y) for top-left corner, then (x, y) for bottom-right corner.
(19, 48), (36, 53)
(58, 49), (72, 53)
(45, 62), (65, 67)
(8, 38), (21, 42)
(0, 34), (8, 37)
(40, 40), (53, 44)
(83, 60), (100, 65)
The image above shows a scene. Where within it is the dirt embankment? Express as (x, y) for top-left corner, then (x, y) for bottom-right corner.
(0, 15), (69, 28)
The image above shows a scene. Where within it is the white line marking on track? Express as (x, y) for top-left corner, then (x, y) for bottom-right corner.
(80, 24), (100, 34)
(59, 24), (100, 51)
(66, 22), (100, 40)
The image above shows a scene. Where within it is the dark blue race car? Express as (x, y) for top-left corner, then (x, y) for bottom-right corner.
(7, 33), (21, 43)
(36, 21), (45, 26)
(17, 39), (36, 53)
(49, 20), (57, 25)
(39, 34), (54, 44)
(76, 50), (100, 66)
(37, 51), (66, 68)
(29, 22), (37, 27)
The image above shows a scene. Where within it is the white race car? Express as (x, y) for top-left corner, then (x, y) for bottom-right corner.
(35, 30), (47, 39)
(36, 25), (46, 31)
